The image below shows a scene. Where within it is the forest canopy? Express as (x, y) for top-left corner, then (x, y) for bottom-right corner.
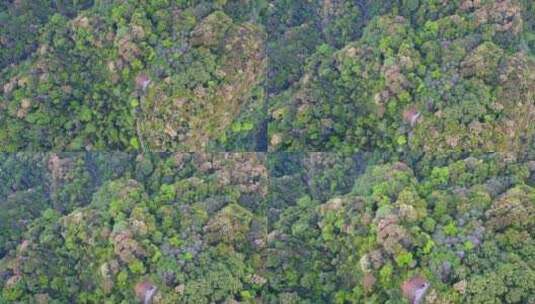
(267, 152), (535, 304)
(1, 152), (535, 303)
(0, 152), (268, 303)
(268, 0), (535, 156)
(0, 0), (267, 151)
(2, 0), (535, 304)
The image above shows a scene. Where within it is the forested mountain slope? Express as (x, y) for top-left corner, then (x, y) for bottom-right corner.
(0, 153), (267, 303)
(267, 153), (535, 304)
(1, 1), (535, 304)
(1, 152), (534, 303)
(268, 0), (535, 154)
(0, 0), (94, 70)
(0, 1), (267, 151)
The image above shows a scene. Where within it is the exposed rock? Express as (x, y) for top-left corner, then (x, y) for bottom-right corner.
(362, 273), (376, 293)
(135, 73), (151, 92)
(135, 281), (157, 304)
(401, 276), (430, 304)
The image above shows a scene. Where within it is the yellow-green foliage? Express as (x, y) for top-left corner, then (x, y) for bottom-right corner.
(0, 1), (267, 151)
(0, 153), (268, 303)
(268, 0), (535, 156)
(267, 153), (535, 303)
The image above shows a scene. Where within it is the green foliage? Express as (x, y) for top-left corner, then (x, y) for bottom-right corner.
(0, 153), (267, 303)
(0, 1), (267, 151)
(1, 153), (535, 303)
(395, 251), (414, 267)
(266, 153), (535, 303)
(268, 0), (535, 155)
(0, 1), (92, 69)
(2, 1), (535, 304)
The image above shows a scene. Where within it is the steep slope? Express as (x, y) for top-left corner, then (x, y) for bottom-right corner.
(266, 154), (535, 303)
(0, 153), (267, 303)
(0, 0), (93, 70)
(0, 1), (266, 151)
(269, 0), (535, 155)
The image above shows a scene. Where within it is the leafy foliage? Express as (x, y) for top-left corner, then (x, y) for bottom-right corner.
(2, 1), (535, 304)
(266, 153), (535, 303)
(268, 0), (535, 156)
(0, 153), (267, 303)
(0, 1), (267, 151)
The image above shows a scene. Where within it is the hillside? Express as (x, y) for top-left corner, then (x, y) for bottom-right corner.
(268, 0), (535, 155)
(1, 1), (267, 151)
(1, 1), (535, 304)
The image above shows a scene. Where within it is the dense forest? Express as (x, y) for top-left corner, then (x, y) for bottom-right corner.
(268, 0), (535, 154)
(1, 152), (534, 303)
(267, 152), (535, 304)
(1, 0), (535, 304)
(1, 0), (268, 151)
(0, 153), (268, 303)
(2, 0), (534, 153)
